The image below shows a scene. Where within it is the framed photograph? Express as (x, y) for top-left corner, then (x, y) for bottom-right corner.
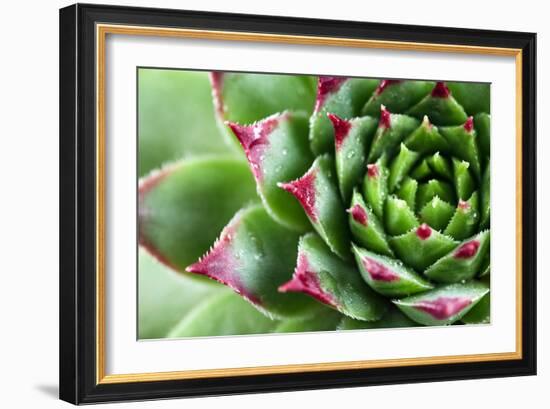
(59, 3), (537, 404)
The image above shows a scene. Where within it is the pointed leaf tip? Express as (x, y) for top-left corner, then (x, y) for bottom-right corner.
(314, 76), (347, 112)
(379, 104), (391, 128)
(458, 199), (470, 210)
(327, 112), (352, 149)
(138, 158), (258, 274)
(278, 254), (337, 307)
(422, 115), (433, 128)
(226, 115), (283, 181)
(367, 164), (379, 178)
(464, 116), (474, 132)
(431, 81), (451, 98)
(281, 234), (387, 320)
(416, 223), (432, 240)
(347, 204), (368, 226)
(278, 169), (317, 222)
(454, 240), (481, 259)
(375, 79), (402, 95)
(187, 205), (316, 318)
(185, 217), (262, 304)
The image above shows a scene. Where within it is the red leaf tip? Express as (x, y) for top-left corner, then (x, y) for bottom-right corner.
(379, 104), (391, 128)
(416, 223), (432, 240)
(227, 115), (282, 182)
(454, 240), (480, 259)
(458, 200), (470, 210)
(278, 169), (318, 222)
(186, 219), (261, 305)
(464, 116), (474, 133)
(327, 112), (352, 149)
(347, 204), (368, 226)
(367, 164), (379, 178)
(314, 76), (347, 113)
(431, 81), (451, 98)
(279, 254), (337, 307)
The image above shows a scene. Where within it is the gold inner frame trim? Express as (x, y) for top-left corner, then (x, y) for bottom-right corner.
(95, 23), (523, 385)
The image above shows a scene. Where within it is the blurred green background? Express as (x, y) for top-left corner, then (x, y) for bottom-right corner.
(137, 69), (300, 339)
(138, 69), (233, 178)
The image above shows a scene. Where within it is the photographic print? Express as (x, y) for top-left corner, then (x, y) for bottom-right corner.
(60, 5), (536, 403)
(137, 69), (491, 339)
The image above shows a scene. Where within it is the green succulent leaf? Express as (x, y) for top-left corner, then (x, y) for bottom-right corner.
(309, 77), (379, 155)
(447, 82), (490, 116)
(419, 196), (455, 231)
(280, 233), (388, 321)
(424, 230), (490, 283)
(280, 154), (351, 259)
(368, 106), (420, 162)
(353, 245), (433, 297)
(417, 179), (455, 210)
(453, 159), (475, 200)
(474, 113), (491, 164)
(410, 158), (433, 180)
(348, 190), (393, 257)
(389, 224), (459, 271)
(138, 157), (258, 273)
(407, 82), (469, 126)
(330, 113), (378, 202)
(338, 306), (419, 330)
(444, 192), (480, 240)
(274, 307), (343, 333)
(461, 292), (490, 324)
(388, 143), (421, 192)
(210, 72), (316, 152)
(227, 111), (313, 231)
(394, 281), (489, 326)
(362, 156), (389, 220)
(396, 177), (418, 211)
(139, 72), (492, 336)
(138, 69), (231, 176)
(186, 204), (317, 319)
(211, 71), (315, 121)
(404, 116), (449, 155)
(168, 290), (278, 338)
(480, 163), (491, 230)
(479, 253), (491, 278)
(439, 117), (482, 179)
(362, 80), (434, 116)
(385, 195), (420, 236)
(428, 152), (453, 181)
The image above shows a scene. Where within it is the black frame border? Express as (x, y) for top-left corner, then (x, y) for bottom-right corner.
(59, 3), (536, 404)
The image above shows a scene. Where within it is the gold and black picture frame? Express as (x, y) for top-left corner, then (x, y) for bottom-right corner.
(59, 3), (536, 404)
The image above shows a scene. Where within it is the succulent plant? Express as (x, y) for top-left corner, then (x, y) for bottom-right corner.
(139, 70), (491, 338)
